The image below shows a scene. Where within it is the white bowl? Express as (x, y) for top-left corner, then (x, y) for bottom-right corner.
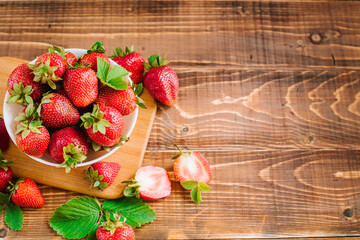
(3, 48), (138, 167)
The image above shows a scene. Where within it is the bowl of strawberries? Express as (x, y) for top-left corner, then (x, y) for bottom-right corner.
(3, 42), (143, 172)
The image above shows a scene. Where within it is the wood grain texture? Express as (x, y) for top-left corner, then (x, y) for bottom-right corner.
(0, 0), (359, 239)
(0, 1), (360, 70)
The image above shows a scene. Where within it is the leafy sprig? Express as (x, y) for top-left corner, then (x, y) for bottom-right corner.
(49, 197), (156, 240)
(181, 180), (211, 204)
(96, 57), (129, 90)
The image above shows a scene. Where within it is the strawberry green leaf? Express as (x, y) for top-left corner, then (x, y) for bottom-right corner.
(190, 186), (202, 204)
(0, 193), (10, 205)
(96, 57), (110, 83)
(86, 214), (106, 240)
(199, 182), (211, 191)
(102, 197), (156, 229)
(49, 197), (101, 239)
(134, 83), (143, 96)
(107, 77), (128, 90)
(107, 65), (129, 83)
(181, 180), (198, 190)
(5, 202), (23, 231)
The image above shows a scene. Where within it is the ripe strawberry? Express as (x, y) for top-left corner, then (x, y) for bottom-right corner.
(49, 127), (89, 173)
(79, 41), (110, 72)
(9, 178), (45, 208)
(81, 104), (125, 147)
(172, 144), (212, 184)
(38, 93), (80, 128)
(96, 212), (134, 240)
(123, 165), (171, 200)
(15, 119), (50, 158)
(48, 46), (77, 70)
(84, 162), (121, 190)
(7, 63), (44, 104)
(0, 150), (13, 192)
(28, 53), (66, 89)
(111, 46), (144, 84)
(0, 115), (10, 152)
(63, 63), (98, 107)
(143, 54), (178, 106)
(96, 83), (145, 116)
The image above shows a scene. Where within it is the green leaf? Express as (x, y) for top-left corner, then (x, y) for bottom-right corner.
(0, 193), (10, 205)
(107, 65), (129, 82)
(181, 180), (198, 190)
(190, 187), (202, 204)
(49, 197), (101, 239)
(102, 197), (156, 229)
(86, 214), (106, 240)
(199, 182), (211, 191)
(106, 77), (128, 90)
(96, 57), (110, 82)
(5, 202), (23, 231)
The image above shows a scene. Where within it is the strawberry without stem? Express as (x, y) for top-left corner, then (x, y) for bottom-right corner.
(63, 63), (98, 107)
(143, 54), (179, 106)
(8, 178), (45, 208)
(0, 115), (10, 152)
(96, 212), (134, 240)
(96, 83), (146, 116)
(84, 162), (121, 190)
(79, 41), (110, 72)
(38, 93), (80, 128)
(111, 46), (144, 84)
(123, 165), (171, 200)
(7, 63), (44, 104)
(49, 127), (89, 173)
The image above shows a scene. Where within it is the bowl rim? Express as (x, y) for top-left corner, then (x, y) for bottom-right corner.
(3, 48), (138, 167)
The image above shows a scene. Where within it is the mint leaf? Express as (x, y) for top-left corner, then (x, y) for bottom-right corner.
(102, 197), (156, 228)
(49, 197), (101, 239)
(181, 180), (198, 190)
(107, 77), (128, 90)
(5, 202), (23, 231)
(107, 65), (129, 82)
(96, 57), (110, 82)
(96, 57), (129, 90)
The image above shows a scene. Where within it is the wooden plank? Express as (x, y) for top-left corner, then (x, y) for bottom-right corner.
(0, 56), (157, 199)
(145, 69), (360, 151)
(1, 149), (360, 239)
(0, 1), (359, 70)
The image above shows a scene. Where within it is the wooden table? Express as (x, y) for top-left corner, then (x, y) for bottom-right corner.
(1, 0), (360, 239)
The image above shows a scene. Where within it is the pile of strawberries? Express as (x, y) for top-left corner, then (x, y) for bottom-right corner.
(6, 41), (179, 172)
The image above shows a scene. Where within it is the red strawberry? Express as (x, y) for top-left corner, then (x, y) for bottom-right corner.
(143, 54), (178, 106)
(38, 93), (80, 128)
(9, 178), (45, 208)
(96, 83), (145, 116)
(81, 104), (125, 147)
(79, 41), (110, 72)
(123, 165), (171, 200)
(96, 213), (134, 240)
(7, 63), (44, 104)
(84, 162), (121, 190)
(63, 64), (98, 107)
(15, 120), (50, 158)
(0, 115), (10, 152)
(49, 127), (89, 173)
(111, 46), (144, 84)
(0, 151), (13, 192)
(48, 46), (77, 70)
(28, 53), (66, 89)
(172, 144), (212, 184)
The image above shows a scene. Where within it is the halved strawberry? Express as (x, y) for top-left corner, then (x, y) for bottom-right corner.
(123, 165), (171, 200)
(172, 145), (212, 184)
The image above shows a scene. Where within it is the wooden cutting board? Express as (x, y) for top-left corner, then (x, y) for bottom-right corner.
(0, 57), (157, 199)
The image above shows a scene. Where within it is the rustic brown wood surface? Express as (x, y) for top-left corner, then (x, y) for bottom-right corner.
(0, 0), (360, 239)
